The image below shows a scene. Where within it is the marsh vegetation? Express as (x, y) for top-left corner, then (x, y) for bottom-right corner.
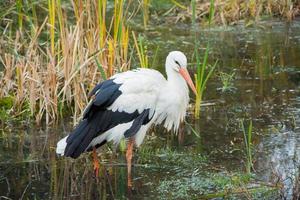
(1, 0), (300, 199)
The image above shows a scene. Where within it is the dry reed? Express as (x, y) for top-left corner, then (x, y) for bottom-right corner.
(0, 0), (133, 125)
(167, 0), (300, 25)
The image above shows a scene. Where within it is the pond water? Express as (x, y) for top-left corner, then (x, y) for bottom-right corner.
(1, 20), (300, 199)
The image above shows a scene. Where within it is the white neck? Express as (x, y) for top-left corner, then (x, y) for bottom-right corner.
(166, 66), (188, 92)
(153, 65), (189, 132)
(152, 51), (190, 131)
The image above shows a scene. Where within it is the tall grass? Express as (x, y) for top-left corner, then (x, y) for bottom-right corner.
(240, 119), (254, 175)
(48, 0), (55, 55)
(208, 0), (215, 25)
(16, 0), (23, 30)
(188, 0), (298, 25)
(194, 47), (217, 118)
(142, 0), (150, 28)
(132, 32), (148, 68)
(191, 0), (196, 25)
(0, 0), (132, 125)
(192, 0), (217, 118)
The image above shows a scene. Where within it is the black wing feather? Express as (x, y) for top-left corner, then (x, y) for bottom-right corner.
(94, 84), (121, 107)
(83, 79), (122, 119)
(124, 109), (152, 138)
(64, 78), (152, 159)
(88, 78), (116, 98)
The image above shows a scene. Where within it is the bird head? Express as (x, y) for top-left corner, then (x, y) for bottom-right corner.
(166, 51), (197, 95)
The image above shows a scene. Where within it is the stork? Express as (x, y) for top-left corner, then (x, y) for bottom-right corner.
(56, 51), (197, 187)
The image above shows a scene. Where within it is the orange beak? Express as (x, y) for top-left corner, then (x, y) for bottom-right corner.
(179, 68), (197, 96)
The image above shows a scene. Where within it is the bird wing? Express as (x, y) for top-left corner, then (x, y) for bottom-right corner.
(84, 68), (166, 119)
(107, 68), (166, 118)
(64, 68), (166, 158)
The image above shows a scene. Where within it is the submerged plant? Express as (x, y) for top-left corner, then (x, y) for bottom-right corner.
(157, 171), (277, 199)
(217, 71), (236, 93)
(240, 119), (254, 175)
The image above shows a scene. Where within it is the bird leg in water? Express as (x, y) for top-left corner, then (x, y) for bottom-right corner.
(126, 138), (134, 187)
(93, 147), (100, 177)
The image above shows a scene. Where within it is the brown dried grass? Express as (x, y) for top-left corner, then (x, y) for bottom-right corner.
(0, 0), (132, 125)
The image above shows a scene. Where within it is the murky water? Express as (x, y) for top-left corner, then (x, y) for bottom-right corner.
(1, 20), (300, 199)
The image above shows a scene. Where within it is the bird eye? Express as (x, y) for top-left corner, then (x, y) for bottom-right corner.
(174, 60), (181, 67)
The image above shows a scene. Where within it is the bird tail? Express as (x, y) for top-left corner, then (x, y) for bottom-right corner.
(56, 119), (104, 159)
(56, 135), (68, 156)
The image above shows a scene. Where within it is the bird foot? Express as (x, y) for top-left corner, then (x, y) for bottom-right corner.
(126, 139), (134, 188)
(127, 177), (133, 188)
(93, 159), (100, 177)
(92, 148), (100, 177)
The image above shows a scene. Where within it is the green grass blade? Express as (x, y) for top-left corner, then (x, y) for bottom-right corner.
(240, 119), (249, 158)
(16, 0), (23, 30)
(195, 47), (200, 83)
(200, 60), (217, 94)
(191, 0), (196, 26)
(151, 46), (159, 68)
(94, 57), (107, 80)
(199, 44), (210, 89)
(248, 120), (253, 169)
(185, 120), (201, 138)
(208, 0), (215, 26)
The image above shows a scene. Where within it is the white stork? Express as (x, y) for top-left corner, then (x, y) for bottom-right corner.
(56, 51), (197, 186)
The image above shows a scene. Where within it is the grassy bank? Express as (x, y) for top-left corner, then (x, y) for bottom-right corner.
(152, 0), (300, 25)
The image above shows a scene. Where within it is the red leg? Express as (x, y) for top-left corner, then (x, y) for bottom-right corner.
(93, 147), (100, 177)
(126, 138), (134, 187)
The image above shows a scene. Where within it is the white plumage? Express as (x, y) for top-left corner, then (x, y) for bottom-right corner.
(56, 51), (196, 159)
(108, 68), (164, 115)
(56, 135), (68, 156)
